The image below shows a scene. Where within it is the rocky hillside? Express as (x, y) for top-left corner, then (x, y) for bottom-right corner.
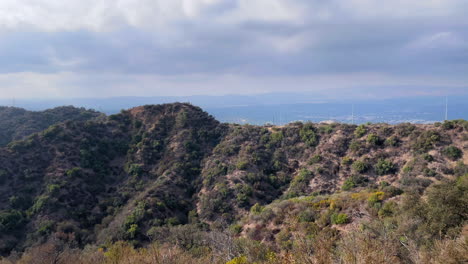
(0, 103), (466, 263)
(0, 106), (104, 147)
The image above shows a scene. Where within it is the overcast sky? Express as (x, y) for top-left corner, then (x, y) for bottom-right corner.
(0, 0), (467, 99)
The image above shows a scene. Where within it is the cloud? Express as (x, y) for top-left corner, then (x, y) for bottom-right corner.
(0, 0), (467, 98)
(0, 71), (466, 99)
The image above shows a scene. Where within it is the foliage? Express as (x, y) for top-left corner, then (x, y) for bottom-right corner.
(442, 146), (463, 160)
(299, 123), (318, 146)
(352, 160), (368, 173)
(412, 130), (441, 153)
(374, 159), (396, 175)
(366, 133), (382, 146)
(0, 106), (102, 146)
(308, 154), (322, 165)
(354, 125), (367, 137)
(331, 213), (349, 224)
(0, 103), (466, 261)
(342, 175), (367, 191)
(0, 210), (24, 232)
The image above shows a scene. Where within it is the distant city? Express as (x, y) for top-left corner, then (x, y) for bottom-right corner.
(1, 93), (467, 125)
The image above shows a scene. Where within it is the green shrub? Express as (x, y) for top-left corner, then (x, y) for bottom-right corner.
(367, 134), (382, 146)
(126, 224), (139, 239)
(354, 125), (367, 137)
(36, 220), (55, 236)
(298, 209), (316, 222)
(30, 195), (49, 214)
(341, 156), (353, 166)
(331, 213), (349, 225)
(269, 131), (284, 145)
(412, 130), (440, 153)
(166, 217), (180, 226)
(236, 160), (249, 170)
(342, 175), (367, 191)
(442, 120), (455, 130)
(342, 178), (356, 191)
(385, 136), (399, 147)
(378, 201), (397, 218)
(230, 224), (243, 235)
(374, 159), (396, 175)
(236, 185), (253, 207)
(442, 146), (462, 161)
(66, 167), (82, 177)
(250, 203), (264, 214)
(0, 210), (24, 232)
(422, 153), (434, 162)
(227, 256), (248, 264)
(46, 184), (60, 196)
(300, 123), (318, 146)
(128, 164), (143, 177)
(308, 154), (322, 165)
(368, 191), (385, 207)
(352, 160), (368, 173)
(349, 140), (363, 153)
(42, 125), (61, 139)
(320, 125), (334, 134)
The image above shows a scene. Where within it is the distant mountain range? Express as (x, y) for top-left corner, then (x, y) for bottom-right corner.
(1, 93), (467, 124)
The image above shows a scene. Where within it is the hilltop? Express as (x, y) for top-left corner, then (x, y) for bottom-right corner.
(0, 103), (466, 263)
(0, 106), (104, 147)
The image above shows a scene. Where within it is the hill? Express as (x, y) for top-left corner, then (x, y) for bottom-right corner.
(0, 106), (104, 147)
(0, 103), (466, 263)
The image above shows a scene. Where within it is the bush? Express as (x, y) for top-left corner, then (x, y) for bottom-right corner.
(230, 224), (243, 235)
(349, 140), (363, 153)
(298, 209), (315, 222)
(384, 136), (399, 147)
(341, 157), (353, 166)
(342, 175), (367, 191)
(412, 131), (440, 153)
(128, 164), (143, 177)
(367, 134), (382, 146)
(308, 154), (322, 165)
(354, 125), (367, 137)
(422, 153), (434, 162)
(300, 123), (318, 146)
(269, 132), (283, 145)
(250, 203), (264, 214)
(236, 160), (249, 170)
(66, 167), (82, 177)
(374, 159), (396, 175)
(368, 191), (385, 207)
(342, 178), (356, 191)
(378, 201), (397, 218)
(331, 213), (349, 225)
(442, 146), (462, 161)
(0, 210), (24, 232)
(46, 184), (60, 196)
(227, 256), (248, 264)
(352, 160), (368, 173)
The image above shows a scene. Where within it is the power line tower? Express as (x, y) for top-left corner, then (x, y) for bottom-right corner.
(445, 96), (448, 121)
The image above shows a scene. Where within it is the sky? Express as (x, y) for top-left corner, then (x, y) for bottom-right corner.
(0, 0), (467, 99)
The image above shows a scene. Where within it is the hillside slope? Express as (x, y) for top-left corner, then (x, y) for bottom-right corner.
(0, 106), (104, 147)
(0, 103), (466, 263)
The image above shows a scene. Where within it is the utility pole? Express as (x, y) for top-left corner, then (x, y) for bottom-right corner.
(351, 104), (355, 125)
